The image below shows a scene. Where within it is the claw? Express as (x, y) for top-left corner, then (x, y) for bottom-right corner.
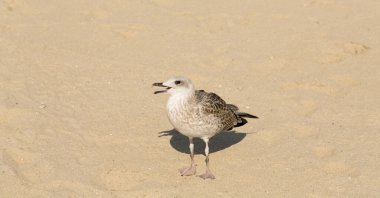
(198, 171), (215, 180)
(178, 165), (196, 176)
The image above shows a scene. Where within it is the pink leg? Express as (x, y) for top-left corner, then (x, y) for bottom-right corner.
(199, 138), (215, 179)
(178, 137), (196, 176)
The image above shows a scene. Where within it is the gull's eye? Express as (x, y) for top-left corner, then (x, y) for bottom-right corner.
(174, 80), (182, 85)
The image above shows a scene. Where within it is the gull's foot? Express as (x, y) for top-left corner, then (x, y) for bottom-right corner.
(178, 165), (196, 176)
(199, 171), (216, 180)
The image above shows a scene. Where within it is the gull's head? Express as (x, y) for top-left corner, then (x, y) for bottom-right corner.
(153, 76), (194, 95)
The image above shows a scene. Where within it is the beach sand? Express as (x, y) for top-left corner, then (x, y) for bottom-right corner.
(1, 0), (379, 197)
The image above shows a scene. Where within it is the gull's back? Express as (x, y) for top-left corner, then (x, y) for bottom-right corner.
(167, 88), (257, 139)
(194, 90), (238, 132)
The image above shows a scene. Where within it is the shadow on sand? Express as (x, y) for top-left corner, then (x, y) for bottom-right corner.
(159, 129), (247, 155)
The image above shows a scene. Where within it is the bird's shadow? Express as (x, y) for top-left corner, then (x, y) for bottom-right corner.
(158, 129), (247, 155)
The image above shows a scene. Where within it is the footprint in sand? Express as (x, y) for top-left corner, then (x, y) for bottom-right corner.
(295, 99), (320, 117)
(255, 129), (283, 147)
(283, 78), (360, 117)
(99, 167), (146, 191)
(290, 124), (320, 139)
(314, 145), (335, 158)
(318, 41), (370, 65)
(321, 161), (361, 177)
(2, 149), (34, 184)
(0, 106), (23, 126)
(150, 0), (176, 7)
(307, 0), (336, 6)
(112, 25), (146, 40)
(3, 0), (34, 12)
(283, 74), (360, 100)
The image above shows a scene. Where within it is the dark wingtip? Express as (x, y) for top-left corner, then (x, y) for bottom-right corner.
(238, 112), (259, 119)
(251, 115), (259, 119)
(234, 117), (248, 128)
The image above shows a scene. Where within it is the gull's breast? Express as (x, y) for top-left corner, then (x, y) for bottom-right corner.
(166, 95), (221, 138)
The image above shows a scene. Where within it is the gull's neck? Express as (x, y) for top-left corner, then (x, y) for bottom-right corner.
(167, 88), (195, 110)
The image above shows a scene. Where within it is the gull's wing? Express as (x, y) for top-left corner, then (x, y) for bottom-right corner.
(194, 90), (237, 131)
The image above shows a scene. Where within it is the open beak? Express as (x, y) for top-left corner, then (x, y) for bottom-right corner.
(152, 82), (171, 94)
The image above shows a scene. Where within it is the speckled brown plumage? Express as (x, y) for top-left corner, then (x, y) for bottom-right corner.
(194, 90), (237, 132)
(153, 76), (258, 179)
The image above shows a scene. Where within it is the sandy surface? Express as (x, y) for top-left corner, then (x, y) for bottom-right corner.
(1, 0), (379, 197)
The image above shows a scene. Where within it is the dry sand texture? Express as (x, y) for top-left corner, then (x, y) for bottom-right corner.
(1, 0), (380, 197)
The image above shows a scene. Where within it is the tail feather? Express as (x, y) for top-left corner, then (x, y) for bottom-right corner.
(234, 117), (248, 128)
(237, 112), (259, 119)
(227, 104), (259, 129)
(227, 104), (239, 112)
(232, 112), (259, 129)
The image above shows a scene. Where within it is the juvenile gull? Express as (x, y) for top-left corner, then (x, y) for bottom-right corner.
(153, 76), (258, 179)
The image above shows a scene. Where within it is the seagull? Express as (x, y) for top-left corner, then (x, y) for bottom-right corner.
(153, 76), (258, 179)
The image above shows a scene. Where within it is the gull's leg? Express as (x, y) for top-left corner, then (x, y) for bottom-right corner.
(179, 137), (196, 176)
(199, 137), (215, 179)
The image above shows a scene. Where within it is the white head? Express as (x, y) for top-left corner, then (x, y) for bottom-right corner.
(153, 76), (194, 95)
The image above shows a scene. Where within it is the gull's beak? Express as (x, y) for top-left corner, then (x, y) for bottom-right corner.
(152, 82), (166, 87)
(153, 82), (171, 94)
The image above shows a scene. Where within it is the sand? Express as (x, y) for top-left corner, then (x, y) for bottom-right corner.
(1, 0), (379, 197)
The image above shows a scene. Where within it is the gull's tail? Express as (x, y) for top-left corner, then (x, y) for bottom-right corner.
(227, 104), (259, 128)
(237, 112), (259, 119)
